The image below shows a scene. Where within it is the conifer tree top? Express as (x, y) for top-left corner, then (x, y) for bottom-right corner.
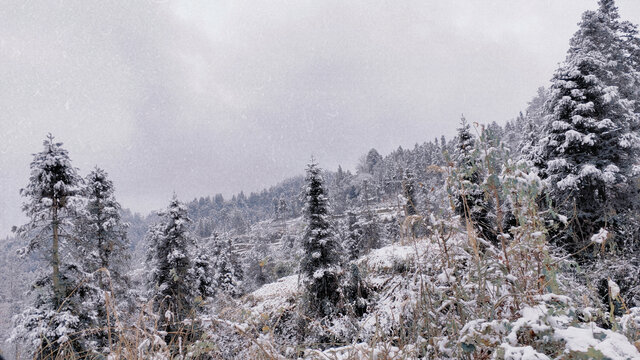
(22, 134), (81, 201)
(598, 0), (619, 18)
(456, 116), (474, 153)
(15, 134), (83, 242)
(303, 160), (329, 220)
(86, 167), (114, 194)
(157, 194), (192, 232)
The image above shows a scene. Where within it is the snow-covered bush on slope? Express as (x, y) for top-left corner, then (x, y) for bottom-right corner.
(461, 294), (639, 359)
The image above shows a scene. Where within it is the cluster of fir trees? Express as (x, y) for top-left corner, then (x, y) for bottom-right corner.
(9, 135), (243, 359)
(531, 0), (640, 252)
(449, 0), (640, 308)
(9, 135), (131, 357)
(143, 196), (245, 349)
(534, 0), (640, 309)
(8, 136), (364, 358)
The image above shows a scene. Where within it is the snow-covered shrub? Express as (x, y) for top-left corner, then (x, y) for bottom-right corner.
(619, 307), (640, 344)
(461, 294), (640, 359)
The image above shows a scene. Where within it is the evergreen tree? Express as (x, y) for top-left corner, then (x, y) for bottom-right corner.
(80, 168), (131, 291)
(192, 246), (215, 301)
(211, 237), (244, 297)
(145, 196), (198, 346)
(230, 209), (247, 234)
(341, 264), (370, 318)
(402, 168), (418, 216)
(533, 0), (640, 250)
(362, 148), (382, 174)
(357, 177), (375, 211)
(76, 167), (131, 351)
(276, 195), (288, 228)
(344, 209), (363, 261)
(361, 213), (382, 252)
(452, 117), (493, 242)
(332, 165), (350, 214)
(10, 134), (86, 358)
(300, 160), (342, 317)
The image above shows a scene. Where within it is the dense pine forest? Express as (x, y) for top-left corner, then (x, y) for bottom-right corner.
(4, 0), (640, 359)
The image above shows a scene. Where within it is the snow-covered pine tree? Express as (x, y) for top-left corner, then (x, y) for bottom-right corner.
(273, 198), (281, 220)
(361, 212), (382, 252)
(402, 168), (418, 216)
(277, 195), (288, 228)
(300, 160), (342, 317)
(211, 236), (244, 297)
(192, 246), (215, 302)
(599, 0), (640, 107)
(441, 134), (452, 156)
(229, 209), (248, 234)
(344, 209), (363, 261)
(532, 0), (640, 251)
(76, 167), (131, 351)
(339, 213), (371, 320)
(362, 148), (383, 175)
(357, 177), (374, 212)
(519, 87), (549, 158)
(332, 165), (349, 214)
(10, 134), (86, 358)
(452, 117), (493, 243)
(195, 218), (214, 238)
(341, 263), (370, 318)
(145, 196), (198, 346)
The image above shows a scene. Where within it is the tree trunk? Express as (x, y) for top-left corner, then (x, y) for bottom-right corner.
(52, 200), (62, 307)
(97, 197), (108, 291)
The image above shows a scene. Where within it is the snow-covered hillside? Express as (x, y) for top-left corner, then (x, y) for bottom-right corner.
(207, 234), (640, 359)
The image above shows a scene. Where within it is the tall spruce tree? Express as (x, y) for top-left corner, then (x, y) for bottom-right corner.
(145, 196), (198, 346)
(10, 134), (86, 358)
(211, 237), (244, 297)
(533, 0), (640, 250)
(192, 245), (215, 301)
(519, 87), (549, 158)
(300, 160), (342, 317)
(81, 167), (131, 290)
(402, 168), (418, 216)
(452, 117), (493, 242)
(344, 209), (363, 261)
(77, 167), (131, 351)
(361, 213), (381, 252)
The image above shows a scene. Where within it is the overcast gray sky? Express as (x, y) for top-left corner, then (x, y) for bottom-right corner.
(2, 0), (640, 236)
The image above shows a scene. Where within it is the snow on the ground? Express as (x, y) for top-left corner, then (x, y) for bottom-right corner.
(499, 344), (550, 360)
(554, 325), (640, 358)
(359, 238), (436, 272)
(309, 342), (420, 360)
(247, 274), (299, 314)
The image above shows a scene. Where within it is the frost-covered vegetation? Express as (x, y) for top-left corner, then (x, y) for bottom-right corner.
(3, 0), (640, 359)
